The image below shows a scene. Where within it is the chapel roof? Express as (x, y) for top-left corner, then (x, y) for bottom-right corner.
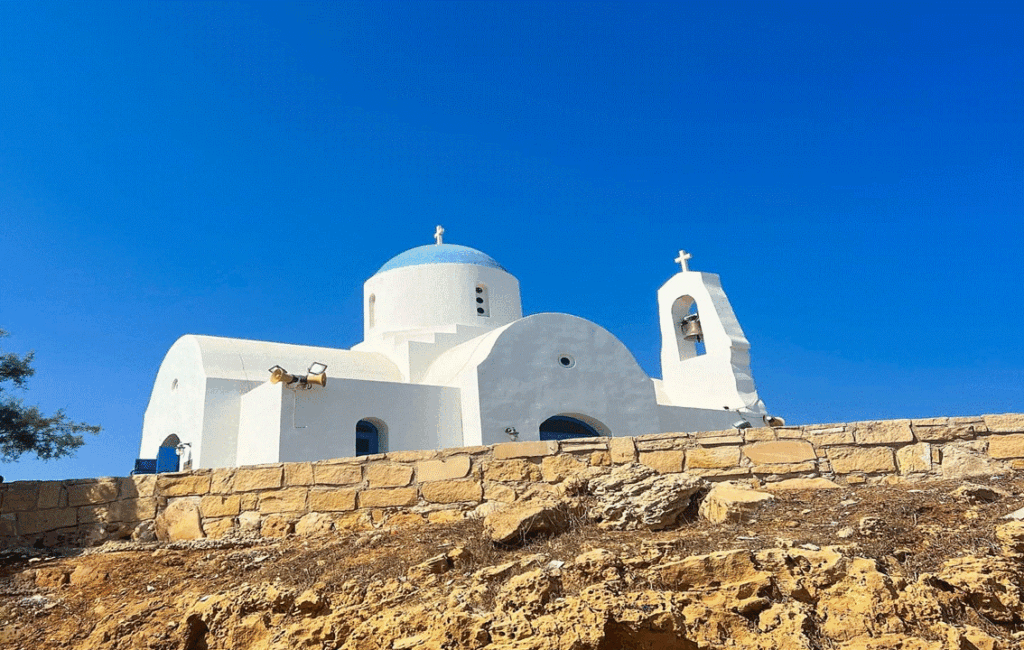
(376, 243), (507, 275)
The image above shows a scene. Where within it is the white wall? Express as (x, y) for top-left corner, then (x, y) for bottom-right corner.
(363, 263), (522, 342)
(471, 313), (663, 444)
(140, 336), (207, 464)
(237, 382), (285, 466)
(236, 378), (464, 463)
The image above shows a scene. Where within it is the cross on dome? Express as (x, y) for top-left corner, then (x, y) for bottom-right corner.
(674, 250), (693, 272)
(434, 225), (445, 245)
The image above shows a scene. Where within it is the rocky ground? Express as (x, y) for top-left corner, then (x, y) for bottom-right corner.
(2, 470), (1024, 650)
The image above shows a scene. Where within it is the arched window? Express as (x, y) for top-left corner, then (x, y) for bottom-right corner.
(475, 284), (490, 317)
(368, 294), (376, 329)
(671, 295), (705, 359)
(356, 418), (388, 456)
(539, 415), (608, 441)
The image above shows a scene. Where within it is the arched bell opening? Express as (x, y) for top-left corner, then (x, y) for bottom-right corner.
(539, 414), (609, 441)
(356, 418), (388, 456)
(671, 295), (705, 359)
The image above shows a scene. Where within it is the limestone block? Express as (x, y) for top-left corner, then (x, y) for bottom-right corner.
(560, 440), (609, 453)
(983, 413), (1024, 433)
(358, 487), (419, 508)
(852, 420), (913, 445)
(307, 488), (358, 512)
(37, 482), (63, 509)
(685, 467), (752, 479)
(805, 431), (856, 447)
(844, 474), (867, 485)
(911, 417), (983, 442)
(699, 485), (775, 524)
(493, 441), (558, 459)
(285, 463), (314, 486)
(203, 518), (236, 539)
(421, 480), (483, 504)
(120, 475), (156, 499)
(762, 478), (841, 491)
(896, 443), (932, 474)
(685, 446), (741, 470)
(699, 434), (746, 446)
(154, 500), (204, 541)
(295, 512), (335, 536)
(775, 427), (807, 439)
(109, 498), (157, 522)
(240, 493), (259, 510)
(260, 513), (295, 538)
(17, 508), (77, 535)
(0, 514), (16, 537)
(237, 510), (261, 532)
(77, 504), (109, 524)
(365, 464), (414, 488)
(312, 462), (362, 486)
(986, 434), (1024, 459)
(826, 447), (895, 474)
(157, 473), (211, 497)
(440, 445), (489, 457)
(200, 495), (241, 518)
(749, 462), (817, 475)
(209, 468), (235, 493)
(743, 429), (777, 442)
(484, 482), (516, 503)
(234, 466), (284, 491)
(0, 485), (38, 513)
(636, 438), (685, 452)
(66, 479), (119, 507)
(258, 488), (308, 514)
(742, 440), (816, 465)
(609, 437), (637, 464)
(417, 457), (472, 482)
(484, 459), (542, 483)
(590, 451), (611, 466)
(385, 450), (439, 462)
(541, 455), (586, 482)
(802, 425), (847, 436)
(638, 450), (686, 474)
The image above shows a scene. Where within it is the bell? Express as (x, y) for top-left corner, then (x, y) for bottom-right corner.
(681, 314), (703, 342)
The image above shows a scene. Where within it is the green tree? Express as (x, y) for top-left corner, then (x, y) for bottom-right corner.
(0, 329), (100, 462)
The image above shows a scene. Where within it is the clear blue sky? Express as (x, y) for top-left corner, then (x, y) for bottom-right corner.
(1, 1), (1021, 482)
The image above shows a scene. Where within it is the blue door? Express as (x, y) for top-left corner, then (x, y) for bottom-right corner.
(156, 446), (180, 473)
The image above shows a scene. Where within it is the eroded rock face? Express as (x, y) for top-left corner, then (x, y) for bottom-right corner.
(586, 463), (704, 530)
(483, 500), (569, 545)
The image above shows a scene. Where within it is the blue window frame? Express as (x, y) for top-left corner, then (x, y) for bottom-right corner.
(356, 420), (380, 456)
(539, 415), (601, 441)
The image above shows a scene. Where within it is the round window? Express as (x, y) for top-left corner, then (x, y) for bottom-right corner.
(557, 354), (575, 368)
(477, 307), (485, 314)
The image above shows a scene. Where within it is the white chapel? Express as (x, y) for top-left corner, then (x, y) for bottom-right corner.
(139, 229), (775, 471)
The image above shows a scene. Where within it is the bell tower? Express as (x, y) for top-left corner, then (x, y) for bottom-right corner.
(657, 250), (764, 415)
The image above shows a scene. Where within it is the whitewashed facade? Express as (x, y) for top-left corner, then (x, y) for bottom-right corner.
(140, 233), (774, 469)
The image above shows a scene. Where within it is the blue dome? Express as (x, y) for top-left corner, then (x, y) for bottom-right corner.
(376, 244), (507, 274)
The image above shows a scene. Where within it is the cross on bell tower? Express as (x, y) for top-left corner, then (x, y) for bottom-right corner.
(674, 250), (693, 272)
(434, 225), (444, 245)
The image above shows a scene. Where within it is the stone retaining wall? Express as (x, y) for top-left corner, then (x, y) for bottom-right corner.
(2, 413), (1023, 547)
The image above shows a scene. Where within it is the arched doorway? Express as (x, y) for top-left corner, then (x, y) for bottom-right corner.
(356, 419), (387, 456)
(539, 415), (607, 441)
(157, 434), (180, 473)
